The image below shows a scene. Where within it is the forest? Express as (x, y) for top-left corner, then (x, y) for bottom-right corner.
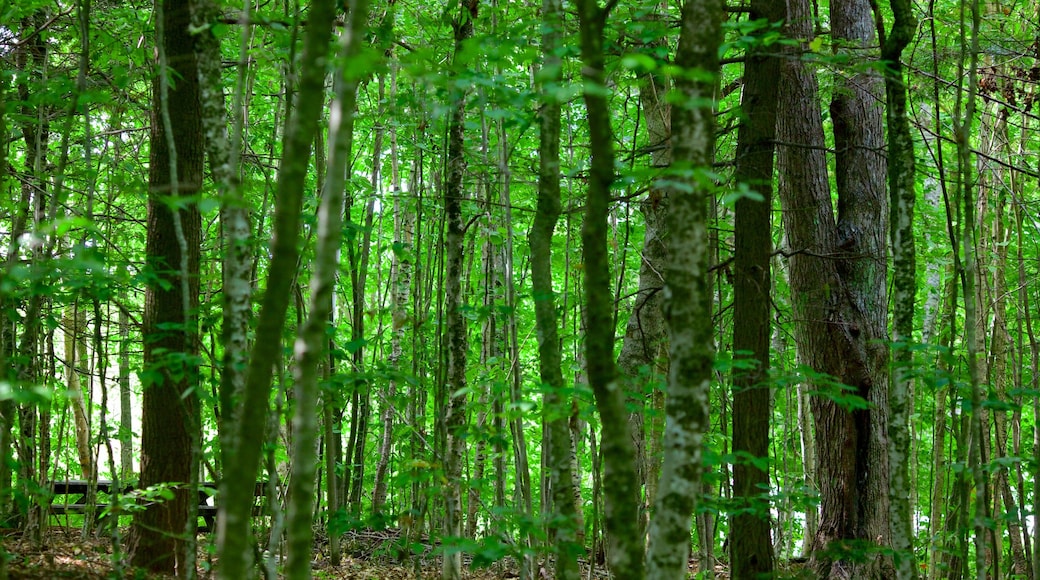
(0, 0), (1038, 577)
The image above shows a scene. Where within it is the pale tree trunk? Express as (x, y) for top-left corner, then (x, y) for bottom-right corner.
(215, 0), (337, 574)
(189, 0), (253, 456)
(573, 0), (645, 576)
(283, 1), (369, 574)
(729, 0), (783, 576)
(645, 1), (720, 579)
(878, 0), (918, 575)
(442, 2), (478, 578)
(530, 0), (580, 573)
(619, 6), (670, 535)
(64, 305), (94, 482)
(372, 65), (410, 516)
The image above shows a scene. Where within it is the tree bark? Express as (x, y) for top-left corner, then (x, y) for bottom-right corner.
(127, 0), (203, 574)
(442, 1), (478, 578)
(215, 0), (336, 575)
(572, 0), (645, 576)
(283, 2), (369, 574)
(777, 0), (891, 575)
(877, 0), (918, 575)
(531, 0), (580, 574)
(643, 3), (720, 580)
(729, 0), (783, 577)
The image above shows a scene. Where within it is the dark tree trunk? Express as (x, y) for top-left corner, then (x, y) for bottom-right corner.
(730, 0), (784, 576)
(777, 0), (892, 576)
(128, 0), (203, 575)
(442, 1), (478, 578)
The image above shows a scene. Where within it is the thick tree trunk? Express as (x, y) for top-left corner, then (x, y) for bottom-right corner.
(777, 0), (891, 576)
(128, 0), (203, 574)
(644, 1), (720, 579)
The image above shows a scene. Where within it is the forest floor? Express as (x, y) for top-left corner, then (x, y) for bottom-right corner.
(2, 526), (797, 578)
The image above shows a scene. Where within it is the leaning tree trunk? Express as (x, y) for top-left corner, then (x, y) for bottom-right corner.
(729, 0), (784, 576)
(644, 1), (720, 579)
(572, 0), (645, 576)
(283, 1), (369, 574)
(214, 0), (337, 575)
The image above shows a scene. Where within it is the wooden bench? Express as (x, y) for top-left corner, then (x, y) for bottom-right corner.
(48, 480), (268, 533)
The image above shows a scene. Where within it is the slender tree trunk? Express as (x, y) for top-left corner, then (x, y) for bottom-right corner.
(283, 3), (369, 574)
(878, 0), (918, 575)
(215, 0), (337, 575)
(531, 0), (580, 573)
(189, 0), (253, 455)
(372, 65), (410, 516)
(118, 309), (133, 481)
(572, 0), (645, 576)
(729, 0), (783, 576)
(442, 2), (478, 578)
(619, 9), (671, 536)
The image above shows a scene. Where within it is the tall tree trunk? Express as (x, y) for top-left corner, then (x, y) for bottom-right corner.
(643, 2), (720, 580)
(619, 8), (671, 537)
(777, 0), (891, 575)
(189, 0), (253, 457)
(215, 0), (337, 575)
(572, 0), (645, 576)
(283, 2), (369, 574)
(128, 0), (203, 574)
(442, 1), (478, 578)
(373, 65), (409, 516)
(531, 0), (580, 574)
(878, 0), (918, 575)
(729, 0), (783, 576)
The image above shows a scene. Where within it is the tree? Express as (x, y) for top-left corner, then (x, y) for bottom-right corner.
(777, 0), (892, 575)
(441, 1), (479, 578)
(572, 0), (645, 576)
(644, 0), (721, 578)
(127, 0), (203, 574)
(877, 0), (918, 575)
(215, 0), (337, 575)
(730, 0), (784, 576)
(530, 0), (581, 575)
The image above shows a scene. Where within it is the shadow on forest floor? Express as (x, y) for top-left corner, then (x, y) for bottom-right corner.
(2, 527), (811, 578)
